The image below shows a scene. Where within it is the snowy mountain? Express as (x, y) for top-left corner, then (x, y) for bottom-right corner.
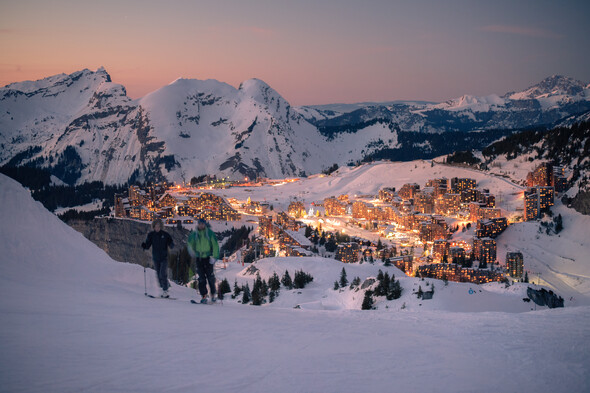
(0, 69), (399, 184)
(1, 70), (589, 185)
(137, 77), (335, 181)
(301, 75), (590, 133)
(1, 172), (590, 392)
(0, 68), (176, 185)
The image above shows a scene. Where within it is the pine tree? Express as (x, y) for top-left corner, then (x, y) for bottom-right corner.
(325, 238), (337, 252)
(251, 283), (263, 306)
(269, 272), (281, 291)
(269, 290), (276, 303)
(334, 281), (340, 290)
(389, 280), (402, 300)
(241, 283), (251, 304)
(377, 269), (384, 281)
(261, 278), (269, 297)
(219, 278), (231, 294)
(282, 270), (293, 289)
(417, 285), (424, 299)
(376, 238), (383, 250)
(362, 290), (374, 310)
(339, 267), (348, 287)
(524, 271), (529, 283)
(555, 214), (563, 233)
(232, 279), (242, 298)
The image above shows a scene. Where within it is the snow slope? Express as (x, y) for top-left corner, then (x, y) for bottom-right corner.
(1, 173), (590, 392)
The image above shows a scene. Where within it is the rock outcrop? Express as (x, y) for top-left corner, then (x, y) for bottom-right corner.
(67, 218), (189, 267)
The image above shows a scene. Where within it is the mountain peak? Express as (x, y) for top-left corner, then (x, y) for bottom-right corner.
(505, 75), (587, 100)
(238, 78), (286, 105)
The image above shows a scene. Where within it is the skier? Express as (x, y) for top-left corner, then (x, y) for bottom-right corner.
(187, 218), (220, 303)
(142, 218), (174, 298)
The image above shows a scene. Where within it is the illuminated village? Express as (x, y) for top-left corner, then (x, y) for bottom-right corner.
(112, 162), (566, 286)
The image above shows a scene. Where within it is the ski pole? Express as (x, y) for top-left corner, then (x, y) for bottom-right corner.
(144, 265), (148, 296)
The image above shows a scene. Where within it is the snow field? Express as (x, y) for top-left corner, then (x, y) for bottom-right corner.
(1, 170), (590, 392)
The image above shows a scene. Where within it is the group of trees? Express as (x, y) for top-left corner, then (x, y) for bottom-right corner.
(232, 270), (314, 306)
(335, 268), (403, 310)
(219, 226), (253, 256)
(373, 270), (403, 300)
(0, 164), (128, 219)
(539, 213), (564, 235)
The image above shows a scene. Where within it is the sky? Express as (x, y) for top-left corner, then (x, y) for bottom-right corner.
(1, 0), (589, 105)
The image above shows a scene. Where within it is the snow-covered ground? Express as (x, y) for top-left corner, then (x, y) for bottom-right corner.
(1, 173), (590, 392)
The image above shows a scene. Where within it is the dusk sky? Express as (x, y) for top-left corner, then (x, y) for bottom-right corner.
(1, 0), (589, 105)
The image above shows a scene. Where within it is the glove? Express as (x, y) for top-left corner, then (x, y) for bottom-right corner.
(141, 242), (147, 250)
(209, 257), (216, 265)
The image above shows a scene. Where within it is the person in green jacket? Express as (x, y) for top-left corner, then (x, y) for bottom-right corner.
(187, 218), (220, 303)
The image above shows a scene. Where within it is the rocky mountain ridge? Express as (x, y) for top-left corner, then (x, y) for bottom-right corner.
(2, 69), (589, 185)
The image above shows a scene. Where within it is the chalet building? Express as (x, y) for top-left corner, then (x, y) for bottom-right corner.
(176, 204), (196, 217)
(450, 177), (476, 193)
(335, 242), (362, 263)
(449, 246), (466, 265)
(159, 193), (178, 209)
(475, 217), (508, 238)
(414, 192), (435, 214)
(114, 194), (128, 218)
(426, 178), (448, 197)
(398, 183), (421, 200)
(281, 229), (313, 250)
(288, 201), (306, 218)
(524, 186), (554, 221)
(324, 197), (348, 216)
(434, 193), (461, 216)
(244, 201), (262, 214)
(479, 192), (496, 208)
(419, 220), (449, 243)
(276, 212), (300, 231)
(390, 255), (414, 274)
(378, 187), (397, 202)
(524, 189), (539, 221)
(526, 162), (554, 188)
(473, 237), (497, 266)
(470, 202), (501, 222)
(417, 263), (503, 284)
(432, 239), (450, 262)
(284, 245), (313, 257)
(461, 188), (482, 204)
(506, 252), (524, 278)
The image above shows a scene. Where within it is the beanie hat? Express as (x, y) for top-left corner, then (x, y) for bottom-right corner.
(197, 218), (207, 225)
(152, 218), (163, 229)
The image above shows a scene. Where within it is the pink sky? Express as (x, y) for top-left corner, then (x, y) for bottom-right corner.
(1, 0), (588, 105)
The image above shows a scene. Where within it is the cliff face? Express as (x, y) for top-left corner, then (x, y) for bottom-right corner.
(67, 218), (189, 267)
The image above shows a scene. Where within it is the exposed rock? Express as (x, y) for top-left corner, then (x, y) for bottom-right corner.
(361, 278), (376, 289)
(571, 190), (590, 215)
(67, 218), (189, 267)
(245, 264), (260, 275)
(527, 287), (564, 308)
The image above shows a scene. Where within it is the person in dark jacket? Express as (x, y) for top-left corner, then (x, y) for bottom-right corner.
(142, 218), (174, 298)
(187, 218), (219, 303)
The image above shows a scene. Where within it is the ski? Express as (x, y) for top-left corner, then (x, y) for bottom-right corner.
(190, 299), (221, 305)
(146, 294), (177, 300)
